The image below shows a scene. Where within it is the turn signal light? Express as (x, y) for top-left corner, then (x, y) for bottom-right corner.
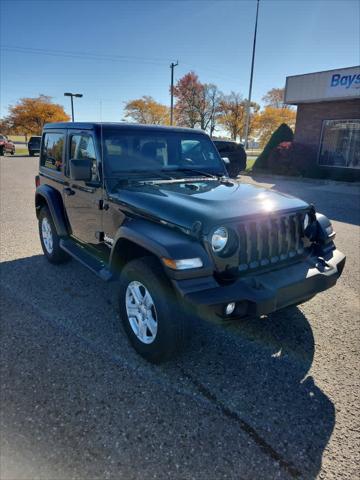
(162, 257), (203, 270)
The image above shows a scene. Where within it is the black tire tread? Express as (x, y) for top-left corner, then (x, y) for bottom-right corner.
(38, 206), (70, 264)
(119, 256), (187, 363)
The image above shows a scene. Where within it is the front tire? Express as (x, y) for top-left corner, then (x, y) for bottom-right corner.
(118, 257), (187, 363)
(38, 207), (70, 264)
(0, 147), (4, 156)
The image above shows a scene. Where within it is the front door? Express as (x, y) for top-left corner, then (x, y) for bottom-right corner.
(63, 131), (103, 244)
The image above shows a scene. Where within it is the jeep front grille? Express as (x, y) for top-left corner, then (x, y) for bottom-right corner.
(237, 212), (306, 272)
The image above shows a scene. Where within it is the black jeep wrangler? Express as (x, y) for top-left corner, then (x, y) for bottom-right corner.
(35, 122), (345, 362)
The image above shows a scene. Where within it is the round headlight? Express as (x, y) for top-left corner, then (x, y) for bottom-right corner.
(303, 213), (310, 231)
(211, 227), (228, 253)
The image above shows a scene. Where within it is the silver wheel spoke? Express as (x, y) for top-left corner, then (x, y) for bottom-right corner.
(145, 313), (157, 337)
(41, 217), (53, 254)
(129, 284), (142, 305)
(133, 316), (142, 337)
(138, 319), (147, 341)
(143, 291), (153, 308)
(125, 281), (158, 345)
(127, 305), (139, 317)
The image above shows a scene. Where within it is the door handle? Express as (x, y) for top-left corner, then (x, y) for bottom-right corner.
(64, 187), (75, 196)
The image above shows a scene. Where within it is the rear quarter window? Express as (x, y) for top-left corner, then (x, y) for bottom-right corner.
(41, 132), (65, 171)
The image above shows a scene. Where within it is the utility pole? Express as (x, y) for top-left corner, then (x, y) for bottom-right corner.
(64, 92), (83, 122)
(170, 61), (178, 125)
(244, 0), (260, 149)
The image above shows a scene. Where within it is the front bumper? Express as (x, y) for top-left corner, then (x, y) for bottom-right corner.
(173, 249), (345, 317)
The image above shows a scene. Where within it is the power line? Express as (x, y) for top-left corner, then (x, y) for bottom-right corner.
(1, 45), (244, 84)
(0, 45), (172, 66)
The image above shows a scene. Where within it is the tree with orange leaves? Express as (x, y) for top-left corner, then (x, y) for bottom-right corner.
(2, 95), (69, 135)
(172, 72), (222, 132)
(124, 96), (170, 125)
(253, 106), (296, 148)
(218, 92), (259, 141)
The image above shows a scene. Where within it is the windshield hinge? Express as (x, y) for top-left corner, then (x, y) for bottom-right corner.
(98, 199), (109, 211)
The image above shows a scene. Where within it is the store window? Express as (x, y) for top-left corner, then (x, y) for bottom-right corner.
(318, 119), (360, 169)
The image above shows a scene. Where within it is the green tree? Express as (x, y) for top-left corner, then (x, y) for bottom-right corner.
(254, 123), (294, 170)
(252, 106), (296, 148)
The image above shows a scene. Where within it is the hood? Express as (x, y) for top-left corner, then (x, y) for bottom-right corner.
(110, 179), (309, 234)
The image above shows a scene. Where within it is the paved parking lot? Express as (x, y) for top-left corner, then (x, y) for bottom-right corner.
(1, 156), (359, 480)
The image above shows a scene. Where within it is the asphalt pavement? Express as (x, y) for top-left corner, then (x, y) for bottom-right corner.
(1, 156), (359, 480)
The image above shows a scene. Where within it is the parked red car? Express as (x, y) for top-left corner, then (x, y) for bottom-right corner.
(0, 135), (15, 156)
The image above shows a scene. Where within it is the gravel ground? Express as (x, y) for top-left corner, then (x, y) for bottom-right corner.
(0, 156), (359, 480)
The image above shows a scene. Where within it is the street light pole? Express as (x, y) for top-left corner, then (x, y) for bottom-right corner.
(244, 0), (260, 149)
(170, 61), (178, 126)
(64, 92), (83, 122)
(70, 96), (74, 122)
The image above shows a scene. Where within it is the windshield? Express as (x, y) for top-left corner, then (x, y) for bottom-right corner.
(101, 128), (226, 187)
(29, 137), (41, 144)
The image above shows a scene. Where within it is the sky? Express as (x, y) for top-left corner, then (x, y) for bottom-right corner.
(0, 0), (359, 122)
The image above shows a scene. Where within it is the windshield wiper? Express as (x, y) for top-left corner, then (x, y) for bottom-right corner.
(162, 167), (223, 179)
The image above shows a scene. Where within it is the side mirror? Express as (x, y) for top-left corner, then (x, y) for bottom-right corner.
(222, 157), (241, 179)
(69, 158), (92, 181)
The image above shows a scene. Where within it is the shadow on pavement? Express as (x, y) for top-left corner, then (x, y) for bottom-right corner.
(0, 254), (335, 479)
(170, 306), (333, 479)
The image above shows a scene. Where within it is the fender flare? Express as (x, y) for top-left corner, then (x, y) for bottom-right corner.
(109, 218), (213, 277)
(35, 184), (69, 237)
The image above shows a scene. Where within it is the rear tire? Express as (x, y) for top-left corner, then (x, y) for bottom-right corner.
(118, 257), (187, 363)
(29, 151), (33, 156)
(38, 206), (70, 264)
(0, 147), (4, 156)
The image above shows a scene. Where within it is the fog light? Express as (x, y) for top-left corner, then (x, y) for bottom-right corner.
(225, 302), (236, 315)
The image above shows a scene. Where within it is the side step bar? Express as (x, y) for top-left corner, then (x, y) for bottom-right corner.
(60, 238), (113, 281)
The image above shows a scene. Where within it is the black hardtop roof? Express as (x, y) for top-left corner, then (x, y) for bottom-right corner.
(43, 122), (207, 135)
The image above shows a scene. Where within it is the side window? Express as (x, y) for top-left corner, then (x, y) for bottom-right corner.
(41, 133), (65, 171)
(70, 134), (98, 181)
